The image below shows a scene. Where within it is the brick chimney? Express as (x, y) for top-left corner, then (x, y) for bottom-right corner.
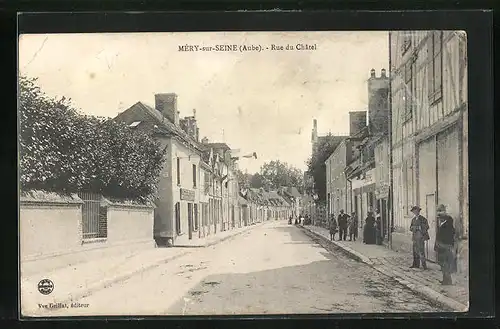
(155, 93), (179, 126)
(349, 111), (367, 137)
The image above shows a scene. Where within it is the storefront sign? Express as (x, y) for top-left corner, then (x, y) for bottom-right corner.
(375, 185), (390, 199)
(180, 188), (195, 201)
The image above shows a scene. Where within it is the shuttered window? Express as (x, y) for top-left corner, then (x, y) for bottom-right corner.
(403, 61), (413, 122)
(402, 31), (412, 54)
(192, 164), (197, 188)
(428, 31), (443, 104)
(176, 157), (181, 185)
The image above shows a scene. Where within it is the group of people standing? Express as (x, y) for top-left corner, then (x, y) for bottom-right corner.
(326, 204), (457, 286)
(328, 210), (358, 242)
(328, 208), (383, 245)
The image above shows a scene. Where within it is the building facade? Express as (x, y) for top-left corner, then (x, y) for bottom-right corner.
(345, 69), (389, 239)
(374, 135), (391, 236)
(325, 139), (351, 217)
(114, 93), (207, 246)
(389, 31), (468, 271)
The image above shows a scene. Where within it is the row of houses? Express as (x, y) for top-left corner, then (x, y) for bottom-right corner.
(308, 31), (468, 273)
(115, 93), (299, 247)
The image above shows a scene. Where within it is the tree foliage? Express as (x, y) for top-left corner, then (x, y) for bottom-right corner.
(260, 160), (304, 193)
(19, 76), (167, 202)
(306, 134), (344, 202)
(236, 161), (304, 193)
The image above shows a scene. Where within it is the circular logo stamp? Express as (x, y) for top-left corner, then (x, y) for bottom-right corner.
(37, 279), (54, 295)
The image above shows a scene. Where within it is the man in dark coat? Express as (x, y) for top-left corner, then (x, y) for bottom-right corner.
(434, 204), (456, 285)
(337, 210), (349, 241)
(409, 206), (430, 269)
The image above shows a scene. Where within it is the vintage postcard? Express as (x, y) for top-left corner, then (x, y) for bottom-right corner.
(18, 30), (468, 317)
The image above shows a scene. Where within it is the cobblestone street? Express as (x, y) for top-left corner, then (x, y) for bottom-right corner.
(40, 221), (444, 316)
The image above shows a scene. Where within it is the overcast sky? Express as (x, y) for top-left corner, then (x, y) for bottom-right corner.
(19, 31), (389, 174)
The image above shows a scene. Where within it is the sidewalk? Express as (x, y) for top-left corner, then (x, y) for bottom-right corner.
(21, 223), (260, 317)
(176, 221), (263, 247)
(300, 224), (469, 312)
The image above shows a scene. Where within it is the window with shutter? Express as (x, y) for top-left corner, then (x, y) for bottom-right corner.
(193, 164), (197, 188)
(428, 31), (443, 104)
(403, 61), (413, 122)
(176, 157), (181, 185)
(401, 31), (412, 54)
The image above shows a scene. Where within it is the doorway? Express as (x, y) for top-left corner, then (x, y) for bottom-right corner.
(187, 203), (193, 240)
(380, 199), (388, 240)
(175, 202), (181, 236)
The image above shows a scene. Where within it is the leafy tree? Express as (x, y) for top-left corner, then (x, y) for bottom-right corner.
(235, 169), (252, 190)
(19, 76), (167, 202)
(306, 134), (344, 202)
(258, 160), (304, 192)
(249, 172), (269, 190)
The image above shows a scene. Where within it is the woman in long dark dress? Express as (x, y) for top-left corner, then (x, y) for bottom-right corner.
(435, 204), (456, 285)
(363, 210), (376, 244)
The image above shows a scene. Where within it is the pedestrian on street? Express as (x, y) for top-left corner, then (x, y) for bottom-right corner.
(329, 215), (338, 241)
(337, 210), (349, 241)
(434, 204), (456, 285)
(409, 205), (430, 270)
(363, 209), (376, 244)
(349, 211), (358, 241)
(375, 209), (383, 245)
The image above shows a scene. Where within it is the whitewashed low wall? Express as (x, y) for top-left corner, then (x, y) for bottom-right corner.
(20, 191), (84, 261)
(106, 202), (154, 245)
(20, 191), (156, 276)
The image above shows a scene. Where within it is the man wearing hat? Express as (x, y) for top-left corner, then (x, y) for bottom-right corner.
(409, 205), (430, 269)
(435, 204), (456, 285)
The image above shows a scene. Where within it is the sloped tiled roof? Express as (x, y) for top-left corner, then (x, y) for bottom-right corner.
(135, 102), (204, 152)
(205, 142), (231, 151)
(238, 196), (248, 205)
(287, 187), (302, 198)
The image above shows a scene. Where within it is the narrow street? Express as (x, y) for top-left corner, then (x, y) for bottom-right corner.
(57, 221), (442, 316)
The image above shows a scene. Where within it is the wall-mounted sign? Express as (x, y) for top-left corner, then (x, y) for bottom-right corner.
(180, 188), (195, 201)
(375, 185), (390, 199)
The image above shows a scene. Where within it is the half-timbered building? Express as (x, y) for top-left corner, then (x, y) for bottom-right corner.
(389, 31), (468, 272)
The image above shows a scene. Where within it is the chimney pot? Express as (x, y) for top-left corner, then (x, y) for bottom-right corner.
(370, 69), (376, 78)
(381, 68), (387, 77)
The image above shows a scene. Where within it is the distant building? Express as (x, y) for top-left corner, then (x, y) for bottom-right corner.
(201, 140), (241, 231)
(325, 112), (365, 217)
(311, 119), (346, 156)
(345, 69), (390, 234)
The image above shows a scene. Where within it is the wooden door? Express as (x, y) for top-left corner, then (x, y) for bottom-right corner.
(187, 203), (193, 240)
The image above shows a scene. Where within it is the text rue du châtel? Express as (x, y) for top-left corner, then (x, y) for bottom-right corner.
(178, 43), (317, 52)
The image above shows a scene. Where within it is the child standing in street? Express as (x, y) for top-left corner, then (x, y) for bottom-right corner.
(329, 215), (338, 241)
